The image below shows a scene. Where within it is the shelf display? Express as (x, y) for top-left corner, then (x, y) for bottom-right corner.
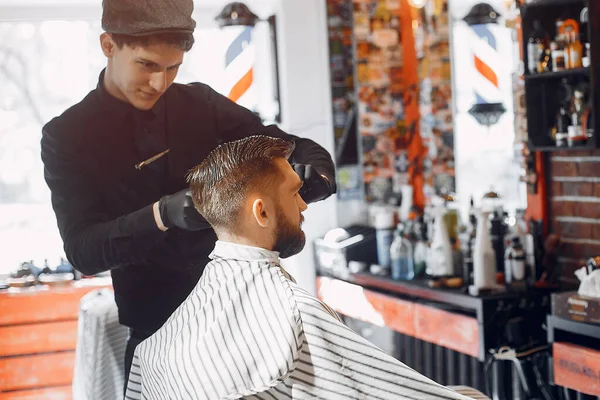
(414, 0), (454, 202)
(352, 0), (407, 203)
(326, 0), (453, 205)
(521, 0), (598, 150)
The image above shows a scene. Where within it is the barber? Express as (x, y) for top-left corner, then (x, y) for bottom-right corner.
(41, 0), (335, 381)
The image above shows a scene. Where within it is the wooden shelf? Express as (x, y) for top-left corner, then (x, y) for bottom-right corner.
(522, 0), (586, 8)
(531, 143), (595, 151)
(547, 315), (600, 342)
(525, 67), (589, 82)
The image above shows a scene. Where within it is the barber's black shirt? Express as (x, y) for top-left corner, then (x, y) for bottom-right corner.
(41, 70), (335, 333)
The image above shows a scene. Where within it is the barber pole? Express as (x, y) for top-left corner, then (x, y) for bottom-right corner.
(463, 3), (506, 127)
(470, 24), (502, 106)
(224, 26), (256, 110)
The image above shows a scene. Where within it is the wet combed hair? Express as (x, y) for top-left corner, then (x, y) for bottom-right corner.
(187, 135), (296, 231)
(110, 32), (195, 52)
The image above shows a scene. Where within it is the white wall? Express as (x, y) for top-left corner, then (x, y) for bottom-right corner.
(274, 0), (338, 294)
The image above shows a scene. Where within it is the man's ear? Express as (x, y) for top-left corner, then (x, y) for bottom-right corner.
(100, 33), (116, 58)
(251, 198), (271, 228)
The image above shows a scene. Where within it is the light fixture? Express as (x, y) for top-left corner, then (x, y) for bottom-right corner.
(463, 3), (500, 26)
(409, 0), (428, 8)
(468, 103), (507, 126)
(215, 2), (259, 27)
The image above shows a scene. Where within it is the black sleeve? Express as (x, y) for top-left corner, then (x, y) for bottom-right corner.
(206, 87), (336, 183)
(41, 124), (167, 276)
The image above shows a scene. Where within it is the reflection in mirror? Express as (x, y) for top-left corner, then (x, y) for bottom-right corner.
(449, 0), (527, 221)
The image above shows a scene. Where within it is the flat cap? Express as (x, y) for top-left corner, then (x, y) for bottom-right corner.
(102, 0), (196, 36)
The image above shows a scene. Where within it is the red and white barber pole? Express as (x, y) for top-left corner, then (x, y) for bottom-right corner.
(463, 3), (506, 127)
(470, 23), (502, 107)
(224, 26), (257, 111)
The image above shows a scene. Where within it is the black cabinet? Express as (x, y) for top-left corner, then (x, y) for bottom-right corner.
(521, 0), (599, 150)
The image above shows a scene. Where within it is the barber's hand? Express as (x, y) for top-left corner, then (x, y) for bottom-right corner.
(292, 164), (336, 204)
(158, 189), (210, 231)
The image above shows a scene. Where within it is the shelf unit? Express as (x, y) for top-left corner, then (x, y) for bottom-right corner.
(521, 0), (599, 150)
(524, 66), (589, 81)
(523, 0), (587, 8)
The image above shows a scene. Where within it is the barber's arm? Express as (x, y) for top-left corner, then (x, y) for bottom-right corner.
(208, 86), (336, 203)
(41, 127), (206, 276)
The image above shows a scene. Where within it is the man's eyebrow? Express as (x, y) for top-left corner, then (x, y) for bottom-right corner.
(137, 58), (158, 65)
(137, 58), (181, 69)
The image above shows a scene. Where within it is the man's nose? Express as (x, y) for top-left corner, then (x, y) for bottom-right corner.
(149, 71), (167, 93)
(298, 196), (308, 212)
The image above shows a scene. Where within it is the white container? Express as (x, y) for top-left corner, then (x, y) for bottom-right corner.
(427, 206), (453, 276)
(374, 211), (395, 270)
(472, 209), (497, 289)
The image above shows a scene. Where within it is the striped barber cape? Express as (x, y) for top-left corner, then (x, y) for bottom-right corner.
(125, 241), (486, 400)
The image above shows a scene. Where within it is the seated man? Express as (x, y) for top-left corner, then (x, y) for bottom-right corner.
(125, 135), (487, 399)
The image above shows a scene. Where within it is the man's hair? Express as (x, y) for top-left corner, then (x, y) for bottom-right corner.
(110, 32), (195, 52)
(187, 135), (296, 231)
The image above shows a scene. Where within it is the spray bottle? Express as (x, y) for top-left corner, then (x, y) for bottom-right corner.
(471, 208), (497, 293)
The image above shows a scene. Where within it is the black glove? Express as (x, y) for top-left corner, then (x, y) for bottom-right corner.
(158, 189), (211, 231)
(292, 164), (336, 204)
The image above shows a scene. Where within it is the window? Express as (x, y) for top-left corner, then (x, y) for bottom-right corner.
(449, 0), (527, 218)
(0, 8), (277, 275)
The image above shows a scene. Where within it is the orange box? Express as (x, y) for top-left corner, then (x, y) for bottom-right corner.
(553, 342), (600, 396)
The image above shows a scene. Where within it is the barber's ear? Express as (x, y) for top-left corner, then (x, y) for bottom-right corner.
(100, 33), (116, 58)
(251, 198), (270, 228)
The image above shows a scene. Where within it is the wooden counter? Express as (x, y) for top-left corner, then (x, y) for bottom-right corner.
(0, 278), (112, 400)
(547, 315), (600, 397)
(317, 273), (552, 361)
(317, 276), (481, 358)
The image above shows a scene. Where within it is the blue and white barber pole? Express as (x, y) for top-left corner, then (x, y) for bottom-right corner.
(215, 3), (260, 111)
(224, 26), (256, 110)
(463, 3), (506, 126)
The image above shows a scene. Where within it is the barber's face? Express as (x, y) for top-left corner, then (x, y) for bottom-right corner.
(272, 159), (308, 259)
(101, 34), (184, 110)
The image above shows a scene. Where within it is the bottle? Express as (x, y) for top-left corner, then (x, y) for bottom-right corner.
(555, 103), (570, 147)
(390, 224), (415, 280)
(537, 45), (551, 72)
(551, 21), (567, 71)
(458, 226), (472, 286)
(513, 210), (528, 246)
(559, 21), (571, 69)
(511, 237), (527, 281)
(413, 216), (428, 277)
(505, 237), (526, 285)
(451, 238), (463, 276)
(441, 194), (460, 242)
(413, 228), (428, 277)
(527, 19), (547, 74)
(461, 198), (477, 285)
(473, 209), (497, 290)
(490, 210), (508, 273)
(568, 31), (583, 69)
(583, 42), (591, 67)
(569, 89), (588, 147)
(504, 242), (514, 284)
(427, 206), (453, 277)
(550, 42), (565, 71)
(525, 232), (536, 282)
(374, 211), (395, 272)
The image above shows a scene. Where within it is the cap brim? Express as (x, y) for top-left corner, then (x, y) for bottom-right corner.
(107, 28), (194, 37)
